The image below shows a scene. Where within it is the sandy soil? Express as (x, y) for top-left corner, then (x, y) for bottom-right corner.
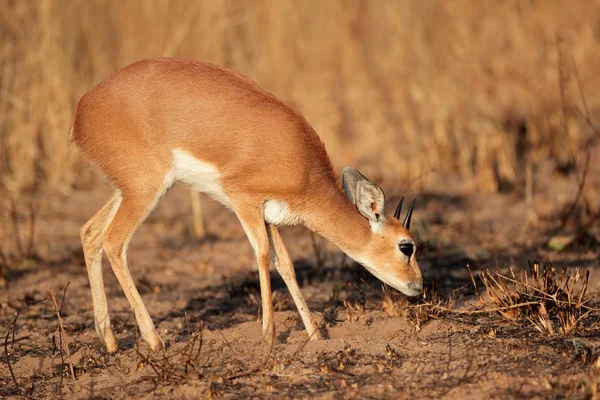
(1, 156), (600, 399)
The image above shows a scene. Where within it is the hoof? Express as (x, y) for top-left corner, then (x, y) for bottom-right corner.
(147, 334), (165, 352)
(261, 330), (277, 348)
(105, 338), (119, 353)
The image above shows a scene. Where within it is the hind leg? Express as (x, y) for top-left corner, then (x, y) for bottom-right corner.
(81, 192), (122, 352)
(102, 173), (173, 351)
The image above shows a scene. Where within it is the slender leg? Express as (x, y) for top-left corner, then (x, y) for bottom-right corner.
(80, 192), (122, 352)
(234, 202), (276, 344)
(267, 225), (323, 340)
(102, 177), (172, 351)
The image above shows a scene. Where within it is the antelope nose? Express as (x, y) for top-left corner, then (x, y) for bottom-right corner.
(407, 280), (423, 294)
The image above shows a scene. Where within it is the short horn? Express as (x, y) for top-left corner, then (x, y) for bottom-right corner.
(394, 196), (404, 220)
(403, 198), (416, 229)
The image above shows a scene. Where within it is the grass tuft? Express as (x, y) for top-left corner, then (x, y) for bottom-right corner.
(473, 261), (597, 336)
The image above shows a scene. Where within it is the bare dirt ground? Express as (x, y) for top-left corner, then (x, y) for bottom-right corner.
(1, 154), (600, 399)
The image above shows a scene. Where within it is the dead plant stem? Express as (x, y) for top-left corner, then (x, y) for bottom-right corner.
(50, 285), (75, 380)
(4, 309), (22, 394)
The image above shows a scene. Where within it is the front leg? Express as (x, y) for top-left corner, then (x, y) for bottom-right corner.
(267, 225), (323, 340)
(234, 202), (276, 345)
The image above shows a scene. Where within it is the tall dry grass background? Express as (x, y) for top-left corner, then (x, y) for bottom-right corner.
(1, 0), (599, 197)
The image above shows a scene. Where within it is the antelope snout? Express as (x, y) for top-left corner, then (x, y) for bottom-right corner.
(405, 278), (423, 296)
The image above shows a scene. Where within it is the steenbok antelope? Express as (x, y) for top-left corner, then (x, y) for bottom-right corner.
(70, 58), (422, 353)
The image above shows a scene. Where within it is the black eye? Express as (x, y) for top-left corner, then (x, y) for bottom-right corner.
(399, 242), (414, 257)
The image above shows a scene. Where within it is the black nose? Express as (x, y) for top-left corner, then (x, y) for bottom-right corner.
(407, 281), (423, 294)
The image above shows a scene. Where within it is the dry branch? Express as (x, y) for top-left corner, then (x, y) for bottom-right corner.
(3, 309), (23, 395)
(50, 284), (75, 380)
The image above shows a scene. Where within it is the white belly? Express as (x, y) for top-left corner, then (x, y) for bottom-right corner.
(171, 149), (233, 208)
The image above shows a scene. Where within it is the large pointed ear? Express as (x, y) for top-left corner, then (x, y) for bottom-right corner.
(342, 166), (386, 226)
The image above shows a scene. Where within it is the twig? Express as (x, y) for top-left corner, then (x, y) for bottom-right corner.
(184, 322), (204, 370)
(4, 309), (23, 394)
(466, 263), (479, 298)
(58, 281), (69, 314)
(50, 284), (75, 380)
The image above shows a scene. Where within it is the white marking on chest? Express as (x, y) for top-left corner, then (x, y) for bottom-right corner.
(264, 200), (300, 226)
(171, 149), (232, 208)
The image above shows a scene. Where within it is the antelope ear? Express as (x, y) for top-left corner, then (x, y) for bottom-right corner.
(342, 166), (386, 226)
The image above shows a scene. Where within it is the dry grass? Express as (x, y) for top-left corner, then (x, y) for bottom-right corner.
(1, 0), (599, 198)
(406, 286), (454, 331)
(472, 261), (598, 336)
(381, 282), (453, 331)
(337, 278), (454, 332)
(373, 261), (598, 337)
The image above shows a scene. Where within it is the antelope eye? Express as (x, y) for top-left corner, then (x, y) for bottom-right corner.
(399, 242), (414, 257)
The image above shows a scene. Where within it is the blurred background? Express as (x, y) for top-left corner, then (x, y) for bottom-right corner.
(1, 0), (599, 214)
